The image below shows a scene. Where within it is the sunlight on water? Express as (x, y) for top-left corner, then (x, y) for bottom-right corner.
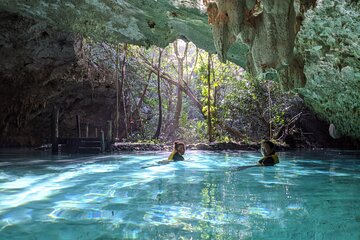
(0, 150), (359, 239)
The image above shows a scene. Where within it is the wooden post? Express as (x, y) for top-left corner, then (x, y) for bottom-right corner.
(100, 130), (105, 153)
(86, 123), (89, 138)
(95, 127), (98, 138)
(107, 121), (112, 142)
(51, 106), (59, 154)
(76, 114), (81, 138)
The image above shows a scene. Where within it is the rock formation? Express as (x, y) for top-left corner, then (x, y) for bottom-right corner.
(0, 0), (359, 140)
(0, 11), (118, 146)
(295, 0), (360, 139)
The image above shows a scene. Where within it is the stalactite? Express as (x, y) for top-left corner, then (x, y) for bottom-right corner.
(204, 0), (316, 89)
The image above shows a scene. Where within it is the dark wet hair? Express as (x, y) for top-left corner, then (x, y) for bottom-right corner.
(174, 141), (185, 150)
(262, 140), (275, 150)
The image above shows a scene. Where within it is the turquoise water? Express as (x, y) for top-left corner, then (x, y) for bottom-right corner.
(0, 150), (359, 240)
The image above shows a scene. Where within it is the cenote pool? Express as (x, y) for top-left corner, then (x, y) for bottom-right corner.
(0, 150), (359, 240)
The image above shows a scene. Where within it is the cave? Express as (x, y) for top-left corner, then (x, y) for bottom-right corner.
(0, 0), (358, 148)
(0, 1), (359, 239)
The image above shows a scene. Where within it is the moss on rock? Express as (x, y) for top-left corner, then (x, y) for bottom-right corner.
(295, 0), (360, 138)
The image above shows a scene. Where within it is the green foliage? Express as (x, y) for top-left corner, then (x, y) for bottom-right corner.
(220, 72), (294, 141)
(193, 53), (245, 141)
(177, 118), (208, 143)
(295, 0), (360, 138)
(215, 135), (234, 143)
(82, 38), (302, 143)
(188, 49), (297, 142)
(134, 138), (161, 144)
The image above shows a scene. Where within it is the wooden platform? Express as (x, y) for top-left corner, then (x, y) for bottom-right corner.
(58, 137), (104, 154)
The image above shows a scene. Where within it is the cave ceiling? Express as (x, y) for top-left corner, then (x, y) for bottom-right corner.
(0, 0), (250, 67)
(0, 0), (318, 90)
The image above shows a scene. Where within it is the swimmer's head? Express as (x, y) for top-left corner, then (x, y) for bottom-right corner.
(261, 140), (275, 156)
(174, 141), (185, 155)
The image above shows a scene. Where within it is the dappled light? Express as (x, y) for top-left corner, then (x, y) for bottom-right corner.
(1, 150), (360, 239)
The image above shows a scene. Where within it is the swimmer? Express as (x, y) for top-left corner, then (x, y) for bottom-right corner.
(258, 140), (279, 166)
(141, 141), (186, 168)
(167, 141), (185, 161)
(235, 140), (279, 171)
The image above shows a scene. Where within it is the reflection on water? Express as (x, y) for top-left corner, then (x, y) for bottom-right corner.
(0, 150), (359, 239)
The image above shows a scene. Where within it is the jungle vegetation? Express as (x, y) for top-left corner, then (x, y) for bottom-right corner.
(81, 39), (303, 144)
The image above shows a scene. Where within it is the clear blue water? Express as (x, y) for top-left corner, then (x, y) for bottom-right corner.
(0, 149), (359, 240)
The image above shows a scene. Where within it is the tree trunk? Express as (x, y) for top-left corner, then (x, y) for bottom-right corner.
(267, 83), (272, 139)
(115, 45), (119, 139)
(166, 40), (188, 139)
(137, 71), (152, 110)
(133, 71), (152, 135)
(163, 82), (174, 134)
(138, 50), (244, 140)
(207, 53), (213, 142)
(51, 106), (59, 154)
(120, 44), (128, 139)
(153, 48), (163, 139)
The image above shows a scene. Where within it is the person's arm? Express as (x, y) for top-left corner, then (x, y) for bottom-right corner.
(258, 157), (265, 165)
